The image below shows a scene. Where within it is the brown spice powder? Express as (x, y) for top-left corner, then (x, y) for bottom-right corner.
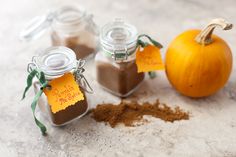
(91, 100), (189, 127)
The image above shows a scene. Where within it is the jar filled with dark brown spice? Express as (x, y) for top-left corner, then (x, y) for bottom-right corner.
(27, 46), (93, 126)
(95, 19), (145, 97)
(20, 6), (98, 60)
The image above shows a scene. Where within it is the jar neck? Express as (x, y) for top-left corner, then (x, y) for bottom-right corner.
(100, 39), (137, 62)
(44, 69), (76, 80)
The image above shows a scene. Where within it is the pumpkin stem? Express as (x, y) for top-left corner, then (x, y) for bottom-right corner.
(195, 18), (233, 45)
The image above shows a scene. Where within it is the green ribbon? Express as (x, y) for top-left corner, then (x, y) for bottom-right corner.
(137, 34), (163, 49)
(22, 69), (49, 135)
(136, 34), (163, 79)
(148, 71), (157, 79)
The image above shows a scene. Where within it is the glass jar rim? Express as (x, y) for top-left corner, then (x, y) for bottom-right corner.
(33, 46), (77, 78)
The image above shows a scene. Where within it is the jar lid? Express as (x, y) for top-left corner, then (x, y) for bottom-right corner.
(34, 46), (76, 77)
(52, 6), (86, 35)
(100, 19), (138, 61)
(54, 6), (85, 24)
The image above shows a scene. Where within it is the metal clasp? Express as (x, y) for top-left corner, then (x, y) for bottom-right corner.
(112, 46), (128, 61)
(27, 56), (38, 73)
(75, 59), (93, 94)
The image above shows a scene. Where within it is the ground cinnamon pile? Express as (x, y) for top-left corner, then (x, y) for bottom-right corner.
(91, 100), (189, 127)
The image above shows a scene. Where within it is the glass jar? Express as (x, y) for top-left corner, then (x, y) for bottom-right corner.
(95, 19), (145, 97)
(21, 6), (98, 60)
(28, 46), (92, 126)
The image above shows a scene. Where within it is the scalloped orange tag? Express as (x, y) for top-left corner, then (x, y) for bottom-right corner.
(136, 45), (165, 73)
(43, 73), (84, 113)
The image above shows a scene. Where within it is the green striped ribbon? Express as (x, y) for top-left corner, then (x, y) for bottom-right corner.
(136, 34), (163, 79)
(22, 69), (49, 135)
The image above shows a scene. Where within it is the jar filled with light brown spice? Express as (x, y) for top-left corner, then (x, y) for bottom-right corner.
(95, 19), (145, 97)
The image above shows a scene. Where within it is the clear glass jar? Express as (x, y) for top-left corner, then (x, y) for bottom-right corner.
(21, 6), (98, 60)
(95, 19), (145, 97)
(28, 46), (92, 126)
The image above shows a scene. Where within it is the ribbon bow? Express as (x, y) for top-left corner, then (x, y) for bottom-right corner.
(22, 69), (49, 135)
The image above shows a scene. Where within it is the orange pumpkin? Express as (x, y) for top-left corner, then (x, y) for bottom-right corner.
(165, 18), (233, 98)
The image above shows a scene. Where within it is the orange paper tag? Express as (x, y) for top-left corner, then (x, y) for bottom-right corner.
(136, 45), (165, 73)
(43, 73), (84, 113)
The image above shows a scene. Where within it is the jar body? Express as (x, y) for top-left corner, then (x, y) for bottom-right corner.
(33, 78), (89, 126)
(95, 52), (144, 97)
(28, 46), (91, 126)
(51, 25), (97, 60)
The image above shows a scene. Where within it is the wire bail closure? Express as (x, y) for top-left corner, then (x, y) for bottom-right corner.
(27, 56), (37, 73)
(75, 59), (93, 94)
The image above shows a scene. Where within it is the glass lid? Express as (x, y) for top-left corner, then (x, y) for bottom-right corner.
(100, 19), (138, 60)
(35, 46), (76, 76)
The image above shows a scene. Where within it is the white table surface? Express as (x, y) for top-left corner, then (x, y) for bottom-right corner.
(0, 0), (236, 156)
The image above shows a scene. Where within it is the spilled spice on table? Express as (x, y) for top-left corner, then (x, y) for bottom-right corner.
(91, 99), (189, 127)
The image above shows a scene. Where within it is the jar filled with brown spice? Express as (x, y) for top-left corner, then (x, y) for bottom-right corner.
(27, 46), (93, 126)
(20, 6), (98, 60)
(95, 19), (145, 97)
